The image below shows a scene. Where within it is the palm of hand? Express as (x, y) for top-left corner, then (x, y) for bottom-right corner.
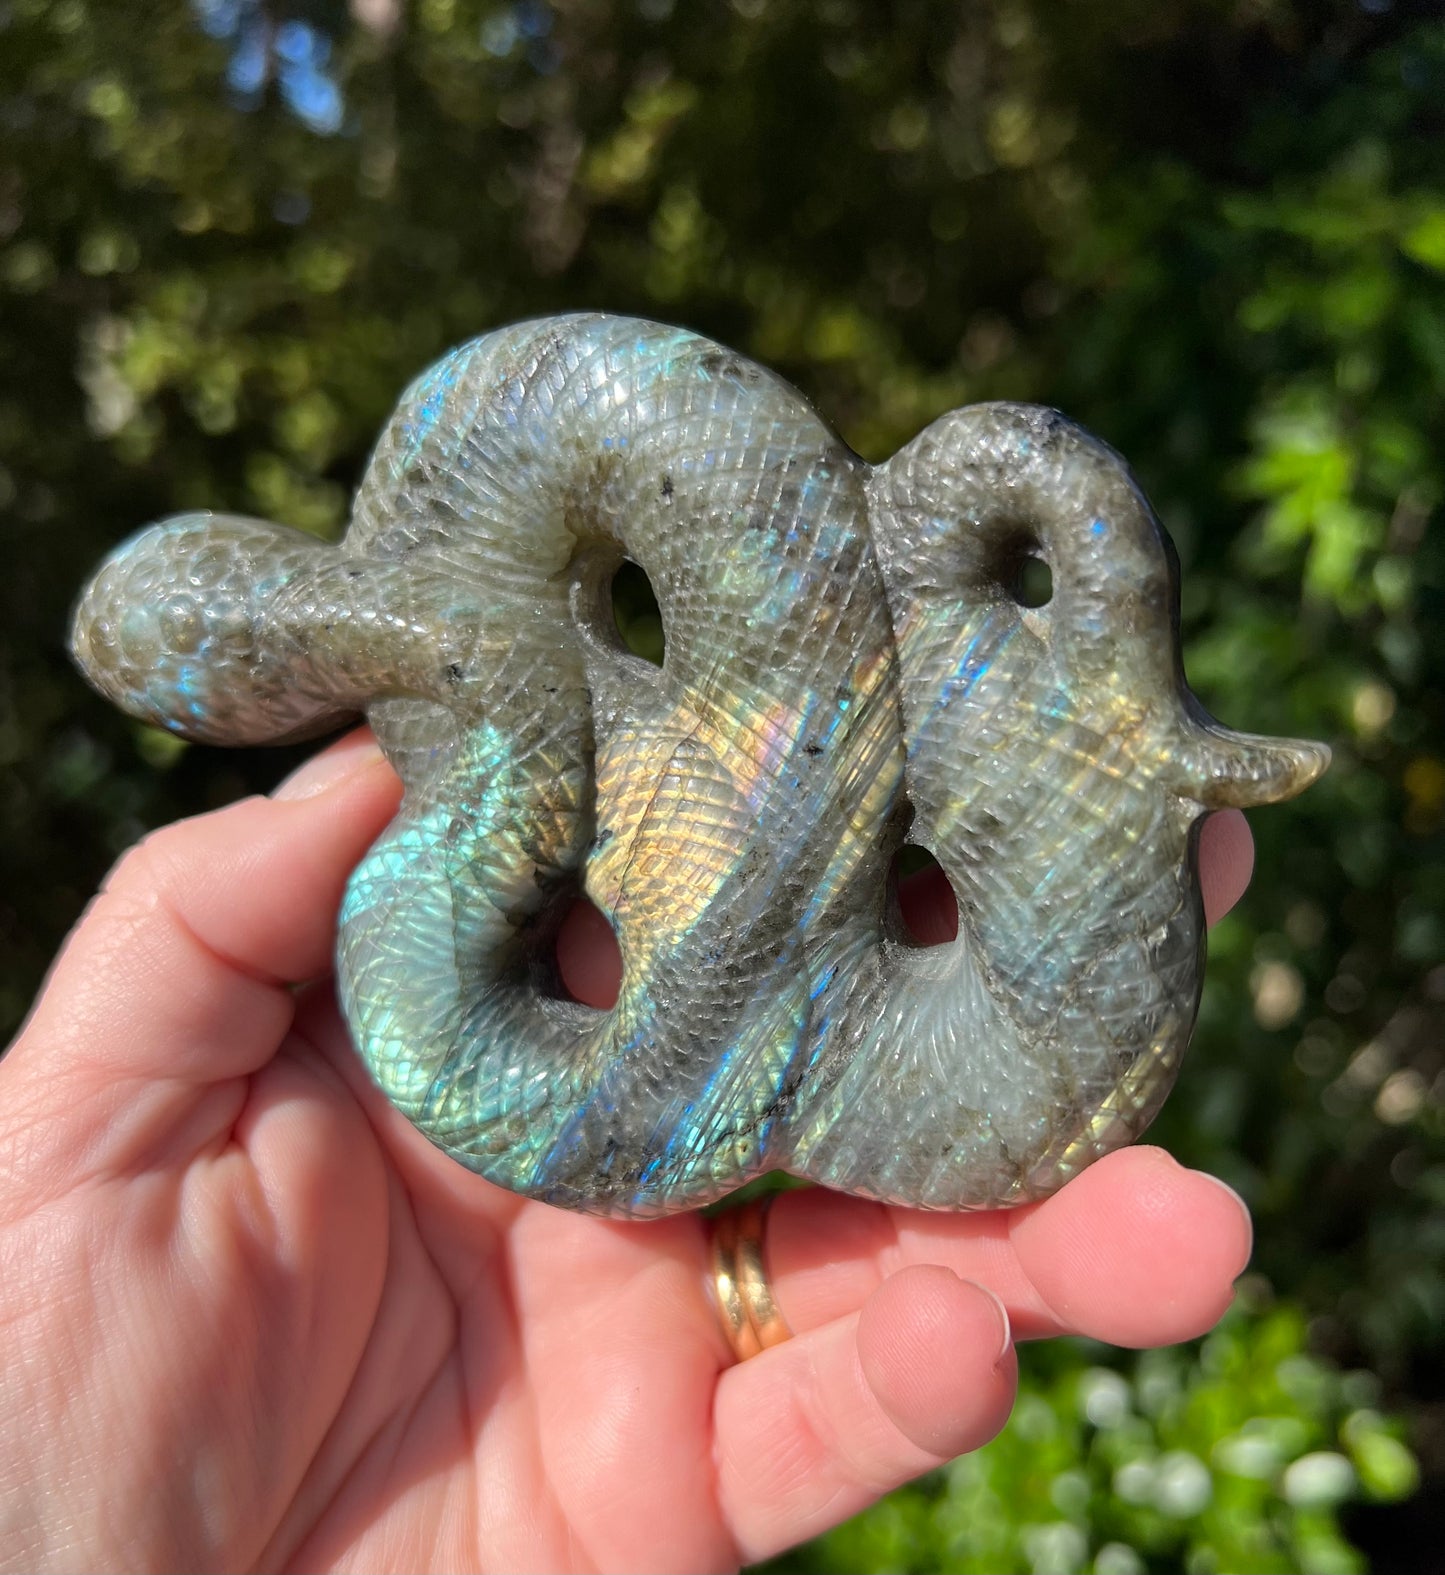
(1, 734), (1253, 1574)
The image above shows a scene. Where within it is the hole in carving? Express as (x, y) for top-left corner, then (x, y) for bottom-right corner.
(1007, 551), (1053, 608)
(611, 560), (665, 666)
(556, 894), (622, 1008)
(892, 844), (959, 947)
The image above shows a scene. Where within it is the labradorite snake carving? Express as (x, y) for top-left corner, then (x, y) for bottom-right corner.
(70, 313), (1329, 1218)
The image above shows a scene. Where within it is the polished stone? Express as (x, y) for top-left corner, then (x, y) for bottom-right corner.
(71, 314), (1329, 1216)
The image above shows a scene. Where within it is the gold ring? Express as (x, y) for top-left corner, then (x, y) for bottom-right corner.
(710, 1196), (792, 1362)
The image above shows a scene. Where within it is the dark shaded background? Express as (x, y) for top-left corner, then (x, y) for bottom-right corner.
(1, 1), (1441, 1569)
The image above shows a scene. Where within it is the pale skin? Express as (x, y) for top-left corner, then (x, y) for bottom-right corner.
(0, 728), (1257, 1573)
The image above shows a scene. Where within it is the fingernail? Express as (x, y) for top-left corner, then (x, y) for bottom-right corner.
(965, 1280), (1013, 1369)
(1194, 1170), (1255, 1270)
(273, 732), (385, 800)
(1194, 1169), (1249, 1215)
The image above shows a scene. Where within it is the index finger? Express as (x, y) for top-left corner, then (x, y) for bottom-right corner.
(1, 731), (399, 1177)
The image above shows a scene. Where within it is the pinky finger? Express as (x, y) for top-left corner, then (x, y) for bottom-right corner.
(714, 1264), (1017, 1565)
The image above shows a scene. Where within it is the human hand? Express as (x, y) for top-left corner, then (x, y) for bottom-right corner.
(0, 729), (1255, 1573)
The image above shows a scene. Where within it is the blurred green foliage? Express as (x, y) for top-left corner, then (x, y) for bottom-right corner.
(777, 1292), (1418, 1575)
(0, 1), (1440, 1570)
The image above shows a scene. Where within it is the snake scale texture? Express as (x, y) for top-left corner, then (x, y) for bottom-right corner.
(70, 314), (1329, 1218)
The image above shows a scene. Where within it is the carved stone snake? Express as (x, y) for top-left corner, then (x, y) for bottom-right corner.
(70, 314), (1329, 1217)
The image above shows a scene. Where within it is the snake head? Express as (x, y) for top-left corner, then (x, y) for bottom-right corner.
(67, 513), (364, 746)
